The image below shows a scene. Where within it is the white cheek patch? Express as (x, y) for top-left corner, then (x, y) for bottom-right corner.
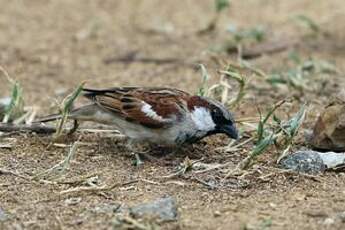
(141, 102), (168, 122)
(191, 107), (216, 131)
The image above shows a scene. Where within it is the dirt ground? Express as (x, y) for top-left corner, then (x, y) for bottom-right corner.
(1, 1), (345, 229)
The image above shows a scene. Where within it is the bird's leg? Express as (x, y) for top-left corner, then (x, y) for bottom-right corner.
(68, 120), (79, 135)
(126, 139), (156, 164)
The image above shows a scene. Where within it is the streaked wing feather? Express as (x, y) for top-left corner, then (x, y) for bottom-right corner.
(82, 87), (190, 128)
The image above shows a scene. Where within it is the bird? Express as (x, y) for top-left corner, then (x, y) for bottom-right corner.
(38, 87), (238, 146)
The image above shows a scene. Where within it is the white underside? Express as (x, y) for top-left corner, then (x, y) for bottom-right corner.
(73, 108), (211, 146)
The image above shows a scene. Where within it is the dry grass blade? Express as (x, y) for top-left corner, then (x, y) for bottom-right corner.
(54, 82), (86, 139)
(0, 168), (31, 181)
(113, 216), (159, 230)
(218, 67), (246, 108)
(218, 136), (255, 153)
(33, 140), (81, 180)
(59, 179), (139, 195)
(162, 157), (204, 178)
(197, 64), (210, 96)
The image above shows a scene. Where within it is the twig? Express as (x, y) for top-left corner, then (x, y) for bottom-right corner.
(140, 178), (161, 185)
(227, 38), (299, 59)
(0, 122), (56, 134)
(103, 50), (189, 66)
(161, 157), (204, 178)
(26, 106), (38, 124)
(235, 117), (260, 123)
(114, 216), (156, 230)
(260, 166), (324, 182)
(0, 143), (12, 149)
(59, 179), (139, 195)
(217, 136), (255, 153)
(192, 177), (217, 189)
(37, 173), (99, 186)
(0, 122), (126, 135)
(0, 168), (32, 181)
(193, 162), (233, 175)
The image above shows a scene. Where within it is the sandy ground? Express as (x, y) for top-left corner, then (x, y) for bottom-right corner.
(1, 1), (345, 229)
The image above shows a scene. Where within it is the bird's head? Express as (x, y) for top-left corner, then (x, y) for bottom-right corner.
(188, 96), (239, 140)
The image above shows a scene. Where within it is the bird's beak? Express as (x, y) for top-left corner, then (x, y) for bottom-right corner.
(220, 124), (239, 140)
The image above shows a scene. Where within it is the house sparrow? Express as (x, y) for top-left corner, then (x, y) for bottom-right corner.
(38, 87), (238, 146)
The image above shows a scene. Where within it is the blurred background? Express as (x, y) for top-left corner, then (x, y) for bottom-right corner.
(0, 0), (344, 110)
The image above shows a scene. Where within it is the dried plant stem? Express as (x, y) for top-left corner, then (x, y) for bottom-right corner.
(33, 140), (81, 180)
(59, 179), (139, 195)
(0, 168), (32, 181)
(114, 216), (156, 230)
(0, 122), (56, 134)
(218, 69), (246, 107)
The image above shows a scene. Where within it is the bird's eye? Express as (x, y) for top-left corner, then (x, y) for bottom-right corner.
(211, 108), (231, 125)
(211, 109), (218, 117)
(211, 109), (222, 120)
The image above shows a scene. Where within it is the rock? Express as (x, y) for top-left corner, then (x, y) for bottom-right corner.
(92, 203), (122, 214)
(280, 150), (325, 174)
(281, 150), (345, 173)
(336, 211), (345, 223)
(318, 152), (345, 169)
(214, 211), (222, 217)
(0, 97), (11, 106)
(309, 98), (345, 151)
(129, 196), (178, 221)
(0, 207), (8, 221)
(323, 218), (335, 226)
(0, 97), (11, 117)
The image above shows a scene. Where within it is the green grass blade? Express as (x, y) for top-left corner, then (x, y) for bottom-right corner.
(54, 82), (86, 139)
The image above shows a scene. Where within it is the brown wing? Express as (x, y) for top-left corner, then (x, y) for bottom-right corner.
(82, 87), (191, 128)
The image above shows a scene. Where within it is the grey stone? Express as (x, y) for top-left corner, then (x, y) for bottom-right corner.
(92, 203), (122, 214)
(129, 196), (178, 221)
(336, 211), (345, 223)
(318, 152), (345, 169)
(0, 97), (11, 117)
(280, 150), (326, 174)
(0, 207), (8, 221)
(0, 97), (11, 106)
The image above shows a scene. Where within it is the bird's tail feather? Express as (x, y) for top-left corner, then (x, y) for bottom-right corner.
(35, 104), (99, 123)
(35, 113), (63, 123)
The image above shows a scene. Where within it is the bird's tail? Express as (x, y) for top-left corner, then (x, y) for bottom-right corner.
(35, 104), (99, 123)
(35, 113), (63, 123)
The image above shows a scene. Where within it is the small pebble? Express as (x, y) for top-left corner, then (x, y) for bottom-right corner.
(323, 218), (335, 225)
(214, 211), (222, 217)
(0, 207), (8, 221)
(130, 196), (178, 221)
(65, 197), (82, 206)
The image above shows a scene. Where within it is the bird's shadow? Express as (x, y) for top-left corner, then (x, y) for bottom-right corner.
(96, 136), (209, 165)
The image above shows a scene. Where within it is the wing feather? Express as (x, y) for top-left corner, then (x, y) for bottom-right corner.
(82, 87), (190, 128)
